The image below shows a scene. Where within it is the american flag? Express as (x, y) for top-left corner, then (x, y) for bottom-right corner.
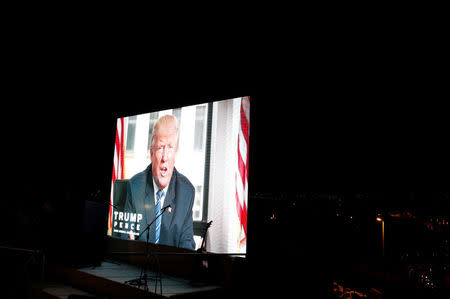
(108, 117), (126, 235)
(236, 96), (250, 250)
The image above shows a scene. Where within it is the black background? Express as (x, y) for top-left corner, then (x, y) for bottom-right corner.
(3, 68), (449, 298)
(1, 14), (448, 297)
(5, 82), (449, 245)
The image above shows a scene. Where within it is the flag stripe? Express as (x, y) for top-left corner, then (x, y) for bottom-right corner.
(241, 200), (247, 236)
(119, 118), (125, 179)
(236, 96), (250, 249)
(235, 187), (247, 237)
(240, 111), (250, 146)
(238, 128), (248, 167)
(108, 117), (126, 236)
(236, 171), (245, 207)
(237, 140), (246, 188)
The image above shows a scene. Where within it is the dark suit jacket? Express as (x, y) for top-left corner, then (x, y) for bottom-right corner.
(124, 164), (195, 251)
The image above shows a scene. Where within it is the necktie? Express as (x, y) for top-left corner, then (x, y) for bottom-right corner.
(155, 189), (164, 244)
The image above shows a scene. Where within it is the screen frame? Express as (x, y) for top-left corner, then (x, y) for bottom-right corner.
(106, 96), (251, 256)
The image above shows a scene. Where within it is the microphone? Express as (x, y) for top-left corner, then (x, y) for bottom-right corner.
(110, 203), (120, 210)
(138, 204), (172, 240)
(100, 200), (119, 210)
(161, 204), (172, 213)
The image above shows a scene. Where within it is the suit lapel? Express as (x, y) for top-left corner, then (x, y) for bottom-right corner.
(143, 165), (156, 242)
(161, 169), (177, 235)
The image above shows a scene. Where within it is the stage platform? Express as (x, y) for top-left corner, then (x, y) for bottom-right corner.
(39, 261), (224, 298)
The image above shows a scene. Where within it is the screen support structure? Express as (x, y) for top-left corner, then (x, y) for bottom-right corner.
(124, 205), (171, 294)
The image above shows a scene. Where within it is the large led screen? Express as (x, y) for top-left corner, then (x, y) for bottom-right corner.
(107, 97), (250, 254)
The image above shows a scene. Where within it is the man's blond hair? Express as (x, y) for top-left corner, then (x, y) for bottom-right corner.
(150, 114), (179, 150)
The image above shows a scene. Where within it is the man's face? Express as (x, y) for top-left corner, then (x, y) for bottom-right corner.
(151, 126), (178, 190)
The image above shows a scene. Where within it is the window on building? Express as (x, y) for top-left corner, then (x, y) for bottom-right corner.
(191, 103), (212, 242)
(126, 115), (137, 153)
(194, 185), (203, 221)
(194, 105), (206, 151)
(173, 108), (182, 126)
(147, 112), (159, 151)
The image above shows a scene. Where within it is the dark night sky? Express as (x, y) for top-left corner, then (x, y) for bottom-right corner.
(2, 24), (447, 299)
(10, 89), (450, 203)
(0, 79), (448, 298)
(3, 83), (449, 251)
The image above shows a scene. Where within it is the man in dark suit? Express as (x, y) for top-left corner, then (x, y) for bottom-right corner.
(124, 115), (195, 251)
